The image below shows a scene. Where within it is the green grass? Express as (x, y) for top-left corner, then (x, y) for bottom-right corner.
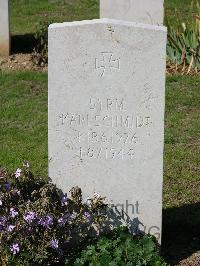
(11, 0), (99, 35)
(163, 76), (200, 208)
(10, 0), (199, 35)
(0, 72), (199, 206)
(0, 72), (48, 177)
(164, 0), (199, 27)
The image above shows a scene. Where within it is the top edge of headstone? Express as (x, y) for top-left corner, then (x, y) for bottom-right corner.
(49, 18), (167, 32)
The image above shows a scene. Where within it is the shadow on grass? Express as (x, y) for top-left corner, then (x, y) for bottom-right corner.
(162, 203), (200, 265)
(11, 34), (37, 54)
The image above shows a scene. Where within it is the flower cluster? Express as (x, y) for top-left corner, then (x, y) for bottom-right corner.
(10, 208), (18, 218)
(10, 243), (20, 255)
(50, 239), (59, 249)
(14, 168), (22, 178)
(23, 211), (37, 224)
(0, 164), (165, 265)
(0, 164), (107, 265)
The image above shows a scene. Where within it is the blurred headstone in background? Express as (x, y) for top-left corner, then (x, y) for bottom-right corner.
(100, 0), (164, 25)
(0, 0), (10, 56)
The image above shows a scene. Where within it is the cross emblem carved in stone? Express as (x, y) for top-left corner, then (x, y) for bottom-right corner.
(95, 52), (120, 77)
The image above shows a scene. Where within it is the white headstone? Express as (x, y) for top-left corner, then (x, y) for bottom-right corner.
(48, 19), (166, 242)
(100, 0), (164, 25)
(0, 0), (10, 56)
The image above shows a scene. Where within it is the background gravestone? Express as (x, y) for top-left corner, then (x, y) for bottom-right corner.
(0, 0), (10, 56)
(100, 0), (164, 25)
(48, 19), (167, 241)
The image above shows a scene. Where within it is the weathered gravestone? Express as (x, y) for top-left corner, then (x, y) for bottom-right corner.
(48, 19), (167, 241)
(0, 0), (10, 56)
(100, 0), (164, 25)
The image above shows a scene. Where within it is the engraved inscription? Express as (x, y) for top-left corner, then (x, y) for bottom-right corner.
(58, 97), (153, 161)
(75, 131), (138, 144)
(78, 147), (135, 160)
(90, 98), (125, 112)
(95, 52), (120, 77)
(59, 113), (152, 129)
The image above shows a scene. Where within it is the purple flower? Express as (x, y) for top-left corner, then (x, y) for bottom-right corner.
(38, 217), (45, 227)
(58, 217), (66, 227)
(61, 195), (68, 206)
(46, 215), (53, 227)
(7, 225), (15, 232)
(23, 212), (36, 224)
(5, 182), (11, 191)
(38, 215), (54, 228)
(10, 243), (20, 255)
(50, 239), (58, 249)
(84, 212), (91, 221)
(69, 212), (77, 221)
(10, 208), (18, 218)
(14, 168), (22, 178)
(0, 216), (6, 225)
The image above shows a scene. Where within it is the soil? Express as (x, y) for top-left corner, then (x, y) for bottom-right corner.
(166, 62), (200, 76)
(177, 253), (200, 266)
(0, 53), (47, 72)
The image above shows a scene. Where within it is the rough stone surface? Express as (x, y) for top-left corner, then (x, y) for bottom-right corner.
(0, 0), (10, 56)
(48, 19), (167, 242)
(100, 0), (164, 25)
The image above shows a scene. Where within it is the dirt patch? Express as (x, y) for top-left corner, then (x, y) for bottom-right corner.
(166, 61), (200, 76)
(178, 252), (200, 266)
(0, 53), (47, 72)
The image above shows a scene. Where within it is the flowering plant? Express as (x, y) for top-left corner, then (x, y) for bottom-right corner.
(0, 164), (166, 265)
(0, 163), (107, 265)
